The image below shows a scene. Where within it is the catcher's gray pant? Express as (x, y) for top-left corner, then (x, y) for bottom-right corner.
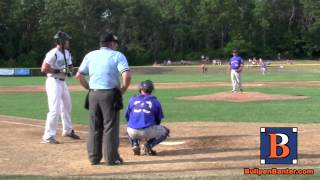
(230, 69), (242, 91)
(87, 90), (121, 165)
(127, 125), (168, 146)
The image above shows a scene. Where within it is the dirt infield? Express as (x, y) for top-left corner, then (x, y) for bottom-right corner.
(0, 115), (320, 178)
(177, 92), (307, 102)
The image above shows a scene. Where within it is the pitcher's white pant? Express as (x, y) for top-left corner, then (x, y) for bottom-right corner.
(42, 77), (73, 140)
(230, 69), (242, 91)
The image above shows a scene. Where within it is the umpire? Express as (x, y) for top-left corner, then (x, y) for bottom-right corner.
(76, 32), (131, 165)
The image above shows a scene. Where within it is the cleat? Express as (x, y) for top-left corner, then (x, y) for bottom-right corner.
(42, 137), (60, 144)
(62, 130), (80, 139)
(132, 145), (141, 155)
(90, 161), (100, 165)
(108, 157), (123, 166)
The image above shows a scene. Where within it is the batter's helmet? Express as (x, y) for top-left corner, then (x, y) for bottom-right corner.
(139, 80), (154, 94)
(54, 31), (71, 44)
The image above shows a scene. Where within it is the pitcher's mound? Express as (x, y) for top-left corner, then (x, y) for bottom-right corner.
(177, 92), (307, 102)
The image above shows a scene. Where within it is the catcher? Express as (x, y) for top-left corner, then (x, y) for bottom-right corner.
(125, 80), (170, 156)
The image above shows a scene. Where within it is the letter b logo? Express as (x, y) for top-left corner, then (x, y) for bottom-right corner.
(260, 128), (297, 164)
(269, 133), (290, 158)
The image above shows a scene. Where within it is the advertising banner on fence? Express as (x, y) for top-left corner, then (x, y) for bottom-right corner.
(14, 69), (31, 76)
(0, 69), (14, 76)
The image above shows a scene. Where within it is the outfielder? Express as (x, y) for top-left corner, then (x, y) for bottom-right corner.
(259, 58), (267, 75)
(228, 49), (244, 92)
(125, 80), (170, 156)
(41, 31), (80, 144)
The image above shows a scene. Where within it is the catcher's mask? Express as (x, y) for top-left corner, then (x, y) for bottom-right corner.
(54, 31), (72, 44)
(139, 80), (154, 94)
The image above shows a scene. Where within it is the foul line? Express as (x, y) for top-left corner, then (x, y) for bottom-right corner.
(0, 120), (44, 128)
(0, 116), (88, 134)
(0, 115), (127, 138)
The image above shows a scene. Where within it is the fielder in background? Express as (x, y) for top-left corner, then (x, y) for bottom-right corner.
(259, 58), (267, 75)
(125, 80), (170, 156)
(41, 31), (80, 144)
(228, 49), (244, 93)
(76, 32), (131, 166)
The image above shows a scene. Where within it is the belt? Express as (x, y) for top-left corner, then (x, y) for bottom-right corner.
(53, 77), (65, 81)
(90, 89), (112, 92)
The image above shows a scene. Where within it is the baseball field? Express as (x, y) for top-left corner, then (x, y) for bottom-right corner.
(1, 62), (320, 179)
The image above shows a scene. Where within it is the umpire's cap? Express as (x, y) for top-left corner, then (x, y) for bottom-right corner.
(53, 31), (71, 43)
(139, 80), (154, 94)
(100, 32), (119, 44)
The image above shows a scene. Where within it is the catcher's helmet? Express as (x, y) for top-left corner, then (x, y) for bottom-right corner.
(139, 80), (154, 94)
(53, 31), (71, 44)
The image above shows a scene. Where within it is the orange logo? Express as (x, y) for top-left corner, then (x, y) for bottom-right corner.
(269, 133), (290, 158)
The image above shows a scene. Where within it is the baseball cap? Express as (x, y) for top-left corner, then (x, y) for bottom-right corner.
(100, 32), (119, 43)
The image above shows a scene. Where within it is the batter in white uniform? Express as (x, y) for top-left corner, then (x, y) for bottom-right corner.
(41, 31), (80, 144)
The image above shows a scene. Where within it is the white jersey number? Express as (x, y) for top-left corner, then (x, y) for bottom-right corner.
(133, 100), (152, 114)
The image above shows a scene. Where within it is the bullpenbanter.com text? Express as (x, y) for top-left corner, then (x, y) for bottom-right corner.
(244, 168), (314, 176)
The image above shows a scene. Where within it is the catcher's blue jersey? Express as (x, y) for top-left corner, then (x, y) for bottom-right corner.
(125, 95), (164, 129)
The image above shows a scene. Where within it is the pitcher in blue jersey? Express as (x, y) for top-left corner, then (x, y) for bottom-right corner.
(228, 49), (244, 92)
(125, 80), (170, 156)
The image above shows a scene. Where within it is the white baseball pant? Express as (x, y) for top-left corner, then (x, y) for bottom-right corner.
(230, 69), (242, 91)
(42, 77), (73, 140)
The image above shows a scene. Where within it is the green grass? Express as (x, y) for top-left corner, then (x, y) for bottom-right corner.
(156, 87), (320, 123)
(1, 66), (320, 86)
(0, 86), (319, 124)
(1, 65), (320, 124)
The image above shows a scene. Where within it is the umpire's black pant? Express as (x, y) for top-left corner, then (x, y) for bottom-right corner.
(88, 90), (121, 165)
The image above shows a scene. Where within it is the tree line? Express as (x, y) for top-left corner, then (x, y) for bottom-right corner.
(0, 0), (320, 67)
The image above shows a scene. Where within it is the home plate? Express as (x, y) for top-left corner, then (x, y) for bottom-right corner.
(160, 141), (186, 145)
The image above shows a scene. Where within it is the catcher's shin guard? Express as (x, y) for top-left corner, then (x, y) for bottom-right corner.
(128, 137), (140, 146)
(132, 139), (140, 155)
(128, 137), (141, 155)
(144, 143), (157, 156)
(147, 127), (170, 148)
